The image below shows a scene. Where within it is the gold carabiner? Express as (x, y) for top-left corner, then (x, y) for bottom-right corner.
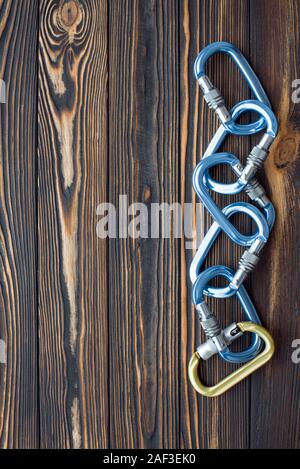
(188, 322), (275, 397)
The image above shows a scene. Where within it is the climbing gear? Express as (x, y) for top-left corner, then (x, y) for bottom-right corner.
(189, 322), (275, 397)
(194, 42), (270, 132)
(189, 42), (278, 396)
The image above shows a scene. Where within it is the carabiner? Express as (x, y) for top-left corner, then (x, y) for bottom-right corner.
(192, 265), (261, 363)
(203, 99), (277, 180)
(199, 100), (278, 194)
(189, 202), (270, 286)
(188, 41), (278, 395)
(193, 100), (277, 246)
(188, 322), (275, 397)
(194, 41), (271, 133)
(193, 153), (271, 244)
(198, 99), (276, 235)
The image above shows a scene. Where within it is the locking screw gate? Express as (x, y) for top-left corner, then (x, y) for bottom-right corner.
(198, 75), (231, 125)
(188, 42), (278, 397)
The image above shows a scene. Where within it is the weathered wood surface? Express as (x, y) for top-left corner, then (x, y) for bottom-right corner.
(0, 0), (38, 448)
(0, 0), (299, 449)
(108, 0), (179, 449)
(38, 0), (109, 448)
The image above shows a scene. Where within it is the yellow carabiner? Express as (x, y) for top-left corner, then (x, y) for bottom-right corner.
(188, 322), (275, 397)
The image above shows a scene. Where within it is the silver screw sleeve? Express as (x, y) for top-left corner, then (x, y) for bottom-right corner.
(197, 323), (243, 360)
(239, 146), (268, 184)
(195, 302), (221, 337)
(195, 302), (228, 352)
(238, 133), (274, 184)
(229, 249), (260, 290)
(233, 161), (270, 207)
(244, 178), (270, 207)
(198, 75), (231, 125)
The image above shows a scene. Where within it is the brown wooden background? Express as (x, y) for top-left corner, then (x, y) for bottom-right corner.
(0, 0), (299, 449)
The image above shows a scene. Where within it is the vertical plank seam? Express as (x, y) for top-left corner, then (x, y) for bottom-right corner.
(106, 0), (111, 450)
(177, 0), (181, 449)
(36, 0), (41, 449)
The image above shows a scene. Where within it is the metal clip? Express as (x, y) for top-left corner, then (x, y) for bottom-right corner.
(191, 103), (276, 261)
(188, 322), (275, 397)
(188, 42), (278, 395)
(190, 202), (270, 293)
(192, 153), (270, 245)
(201, 100), (277, 196)
(192, 266), (262, 363)
(229, 240), (265, 291)
(194, 42), (271, 133)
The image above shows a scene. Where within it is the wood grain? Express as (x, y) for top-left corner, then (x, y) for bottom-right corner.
(0, 0), (38, 448)
(108, 0), (179, 449)
(38, 0), (108, 448)
(0, 0), (298, 449)
(250, 0), (300, 449)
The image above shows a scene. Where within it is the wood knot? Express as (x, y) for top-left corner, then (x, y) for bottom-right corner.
(143, 185), (152, 203)
(59, 0), (79, 28)
(273, 136), (298, 169)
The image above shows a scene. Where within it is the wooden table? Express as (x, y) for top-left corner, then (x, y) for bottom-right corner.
(0, 0), (299, 449)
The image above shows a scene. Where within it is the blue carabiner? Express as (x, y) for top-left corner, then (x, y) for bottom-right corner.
(201, 100), (278, 193)
(201, 101), (277, 221)
(204, 100), (278, 156)
(192, 265), (262, 363)
(193, 153), (268, 245)
(194, 41), (271, 134)
(190, 202), (270, 288)
(198, 99), (276, 235)
(192, 100), (277, 245)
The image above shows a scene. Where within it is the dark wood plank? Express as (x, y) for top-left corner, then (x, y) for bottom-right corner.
(0, 0), (38, 448)
(250, 0), (300, 449)
(108, 0), (179, 448)
(38, 0), (108, 448)
(179, 0), (253, 449)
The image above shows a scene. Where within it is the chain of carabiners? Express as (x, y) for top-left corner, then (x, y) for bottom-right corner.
(188, 42), (278, 396)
